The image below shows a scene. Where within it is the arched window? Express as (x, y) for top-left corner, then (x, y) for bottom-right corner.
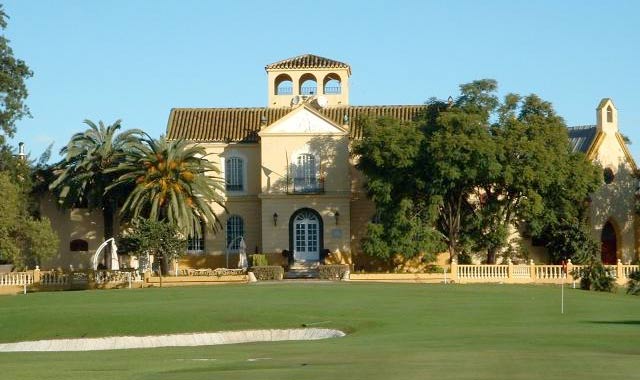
(274, 74), (293, 95)
(225, 157), (244, 191)
(601, 220), (617, 264)
(70, 239), (88, 252)
(603, 167), (615, 184)
(299, 73), (317, 95)
(606, 106), (613, 123)
(293, 153), (319, 192)
(323, 73), (342, 94)
(226, 215), (245, 251)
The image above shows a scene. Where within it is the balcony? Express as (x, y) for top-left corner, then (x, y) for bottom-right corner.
(288, 177), (325, 194)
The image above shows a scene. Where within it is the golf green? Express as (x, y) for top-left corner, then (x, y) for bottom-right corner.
(0, 283), (638, 380)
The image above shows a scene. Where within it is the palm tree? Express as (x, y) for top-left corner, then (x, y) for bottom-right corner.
(109, 136), (225, 238)
(50, 119), (144, 239)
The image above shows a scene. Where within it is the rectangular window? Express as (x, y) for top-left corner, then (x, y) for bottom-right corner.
(187, 236), (204, 254)
(226, 215), (245, 251)
(294, 154), (319, 192)
(225, 157), (244, 191)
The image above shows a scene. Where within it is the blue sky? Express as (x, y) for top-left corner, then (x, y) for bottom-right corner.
(4, 0), (640, 161)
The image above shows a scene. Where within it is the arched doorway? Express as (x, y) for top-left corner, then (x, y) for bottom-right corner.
(289, 208), (323, 263)
(601, 221), (618, 264)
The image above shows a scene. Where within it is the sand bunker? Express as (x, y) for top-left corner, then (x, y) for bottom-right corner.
(0, 328), (345, 352)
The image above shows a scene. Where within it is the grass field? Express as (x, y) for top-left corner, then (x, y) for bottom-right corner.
(0, 283), (638, 380)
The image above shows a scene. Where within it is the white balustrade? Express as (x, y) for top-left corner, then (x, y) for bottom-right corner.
(535, 265), (564, 279)
(512, 265), (531, 279)
(40, 271), (68, 286)
(0, 272), (33, 286)
(457, 265), (508, 279)
(622, 265), (639, 279)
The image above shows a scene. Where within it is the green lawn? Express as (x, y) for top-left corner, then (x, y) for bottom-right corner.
(0, 283), (638, 380)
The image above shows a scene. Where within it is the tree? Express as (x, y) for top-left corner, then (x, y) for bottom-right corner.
(354, 116), (444, 262)
(475, 94), (601, 263)
(0, 5), (33, 144)
(0, 172), (58, 269)
(109, 136), (225, 238)
(355, 79), (601, 263)
(420, 80), (501, 260)
(50, 120), (144, 239)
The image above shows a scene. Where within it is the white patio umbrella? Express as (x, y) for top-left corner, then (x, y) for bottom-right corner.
(237, 237), (248, 270)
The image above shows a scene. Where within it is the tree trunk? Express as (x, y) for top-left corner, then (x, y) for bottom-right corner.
(103, 201), (115, 239)
(486, 247), (498, 264)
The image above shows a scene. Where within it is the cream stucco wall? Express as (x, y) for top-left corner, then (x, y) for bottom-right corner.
(39, 195), (105, 270)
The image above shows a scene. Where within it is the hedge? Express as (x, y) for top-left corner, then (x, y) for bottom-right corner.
(319, 264), (350, 280)
(250, 266), (284, 281)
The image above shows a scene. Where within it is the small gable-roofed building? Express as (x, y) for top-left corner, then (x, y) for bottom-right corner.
(567, 99), (639, 264)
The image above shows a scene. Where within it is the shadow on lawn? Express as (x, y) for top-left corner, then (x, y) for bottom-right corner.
(586, 320), (640, 325)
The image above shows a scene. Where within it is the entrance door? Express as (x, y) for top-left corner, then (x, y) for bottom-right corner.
(293, 211), (320, 262)
(601, 221), (617, 264)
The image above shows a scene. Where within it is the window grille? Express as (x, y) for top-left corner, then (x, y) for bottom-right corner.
(187, 236), (204, 254)
(225, 157), (244, 191)
(226, 215), (245, 251)
(294, 153), (318, 191)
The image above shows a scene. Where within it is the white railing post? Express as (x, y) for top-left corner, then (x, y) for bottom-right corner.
(530, 259), (536, 281)
(617, 259), (624, 279)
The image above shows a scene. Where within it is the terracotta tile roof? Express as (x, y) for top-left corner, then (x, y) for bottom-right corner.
(166, 105), (427, 142)
(567, 125), (597, 153)
(265, 54), (351, 74)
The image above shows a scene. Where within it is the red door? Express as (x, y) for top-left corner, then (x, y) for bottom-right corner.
(601, 221), (617, 264)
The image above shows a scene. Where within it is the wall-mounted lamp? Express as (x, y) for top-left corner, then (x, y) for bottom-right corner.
(273, 212), (278, 226)
(334, 211), (340, 225)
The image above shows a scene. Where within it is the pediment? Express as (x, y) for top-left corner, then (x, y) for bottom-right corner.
(258, 105), (347, 136)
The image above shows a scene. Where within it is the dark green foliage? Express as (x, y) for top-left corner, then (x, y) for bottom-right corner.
(573, 261), (616, 292)
(117, 218), (186, 261)
(250, 266), (284, 280)
(544, 222), (599, 264)
(354, 79), (601, 263)
(318, 264), (350, 280)
(0, 172), (58, 268)
(354, 116), (444, 262)
(626, 270), (640, 295)
(0, 5), (33, 142)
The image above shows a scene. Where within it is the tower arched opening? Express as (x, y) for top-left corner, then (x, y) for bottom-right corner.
(274, 74), (293, 95)
(323, 73), (342, 94)
(299, 73), (317, 96)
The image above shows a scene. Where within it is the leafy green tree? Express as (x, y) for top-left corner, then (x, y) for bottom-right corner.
(354, 116), (444, 262)
(0, 172), (58, 269)
(475, 94), (601, 263)
(0, 5), (33, 144)
(117, 218), (186, 279)
(420, 80), (501, 260)
(109, 136), (225, 238)
(50, 120), (144, 239)
(355, 79), (601, 263)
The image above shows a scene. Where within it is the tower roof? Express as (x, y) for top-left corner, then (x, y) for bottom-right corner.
(265, 54), (351, 75)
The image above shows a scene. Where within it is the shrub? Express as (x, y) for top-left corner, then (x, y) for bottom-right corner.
(318, 264), (350, 280)
(573, 261), (615, 292)
(250, 266), (283, 281)
(251, 254), (268, 267)
(627, 270), (640, 295)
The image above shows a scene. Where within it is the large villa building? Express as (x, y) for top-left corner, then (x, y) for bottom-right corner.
(41, 54), (640, 270)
